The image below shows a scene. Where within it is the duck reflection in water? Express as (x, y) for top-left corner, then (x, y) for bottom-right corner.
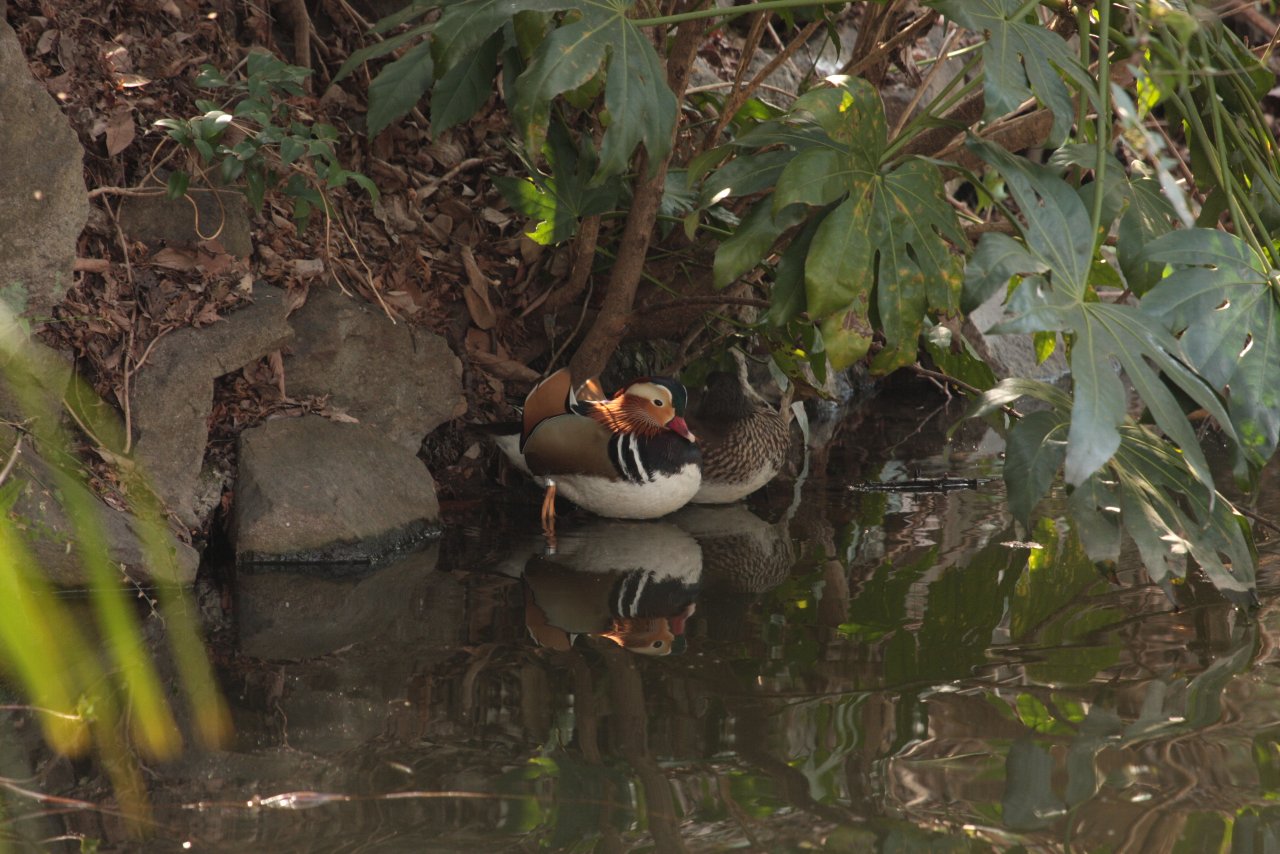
(493, 520), (703, 656)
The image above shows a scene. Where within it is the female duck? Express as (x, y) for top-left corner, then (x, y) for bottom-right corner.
(515, 369), (702, 530)
(688, 362), (790, 504)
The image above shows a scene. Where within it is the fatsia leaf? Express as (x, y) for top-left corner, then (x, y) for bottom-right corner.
(1068, 475), (1122, 565)
(701, 149), (793, 208)
(966, 376), (1073, 419)
(336, 24), (432, 82)
(367, 40), (435, 136)
(973, 143), (1235, 489)
(1004, 409), (1068, 527)
(713, 199), (807, 288)
(433, 0), (570, 75)
(962, 232), (1047, 312)
(493, 121), (620, 244)
(1113, 425), (1254, 592)
(929, 0), (1094, 146)
(513, 0), (676, 181)
(805, 190), (875, 318)
(1142, 229), (1280, 464)
(430, 31), (501, 134)
(1116, 177), (1176, 294)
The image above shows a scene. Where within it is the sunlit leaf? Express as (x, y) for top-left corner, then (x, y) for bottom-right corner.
(1142, 229), (1280, 465)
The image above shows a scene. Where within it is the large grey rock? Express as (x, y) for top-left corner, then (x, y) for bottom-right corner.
(0, 19), (88, 319)
(285, 286), (466, 452)
(233, 415), (439, 563)
(236, 544), (451, 660)
(5, 425), (199, 585)
(132, 288), (293, 529)
(118, 188), (253, 258)
(966, 288), (1070, 382)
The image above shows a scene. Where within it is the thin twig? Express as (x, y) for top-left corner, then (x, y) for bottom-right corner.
(891, 21), (956, 140)
(0, 435), (22, 489)
(639, 295), (771, 313)
(842, 9), (939, 80)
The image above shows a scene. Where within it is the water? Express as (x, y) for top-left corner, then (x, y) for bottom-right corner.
(7, 387), (1280, 852)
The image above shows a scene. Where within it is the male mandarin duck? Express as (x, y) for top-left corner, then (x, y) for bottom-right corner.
(687, 357), (791, 504)
(503, 368), (702, 531)
(512, 520), (703, 655)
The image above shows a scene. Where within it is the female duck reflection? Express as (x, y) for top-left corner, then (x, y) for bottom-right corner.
(492, 520), (703, 656)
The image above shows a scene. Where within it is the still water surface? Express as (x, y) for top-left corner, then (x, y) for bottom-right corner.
(10, 387), (1280, 852)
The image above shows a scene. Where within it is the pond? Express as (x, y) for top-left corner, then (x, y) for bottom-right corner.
(5, 382), (1280, 852)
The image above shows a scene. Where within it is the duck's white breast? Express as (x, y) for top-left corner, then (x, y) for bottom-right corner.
(558, 464), (701, 519)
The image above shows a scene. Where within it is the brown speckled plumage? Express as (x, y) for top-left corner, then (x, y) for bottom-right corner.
(689, 368), (790, 503)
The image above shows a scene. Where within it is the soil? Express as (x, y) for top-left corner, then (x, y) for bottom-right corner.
(8, 0), (560, 508)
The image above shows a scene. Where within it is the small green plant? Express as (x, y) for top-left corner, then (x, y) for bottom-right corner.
(155, 51), (377, 231)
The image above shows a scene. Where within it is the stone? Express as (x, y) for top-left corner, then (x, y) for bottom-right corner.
(117, 188), (253, 258)
(233, 415), (439, 563)
(5, 425), (199, 586)
(235, 544), (453, 660)
(285, 286), (466, 452)
(0, 19), (89, 320)
(965, 288), (1070, 382)
(132, 288), (293, 529)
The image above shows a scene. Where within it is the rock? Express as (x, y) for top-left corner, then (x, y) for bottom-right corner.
(0, 19), (88, 320)
(5, 425), (199, 586)
(233, 415), (439, 563)
(117, 188), (253, 258)
(285, 286), (466, 452)
(235, 543), (452, 660)
(132, 288), (293, 529)
(965, 288), (1070, 382)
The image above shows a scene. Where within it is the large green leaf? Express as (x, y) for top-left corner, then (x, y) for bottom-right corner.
(367, 40), (435, 135)
(771, 79), (965, 357)
(929, 0), (1094, 146)
(972, 140), (1234, 489)
(1004, 409), (1068, 527)
(433, 0), (570, 74)
(1141, 230), (1280, 465)
(493, 121), (620, 244)
(713, 199), (807, 288)
(1112, 425), (1254, 594)
(430, 31), (502, 134)
(513, 0), (676, 181)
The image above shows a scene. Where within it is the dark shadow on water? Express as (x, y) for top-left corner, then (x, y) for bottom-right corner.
(9, 388), (1280, 851)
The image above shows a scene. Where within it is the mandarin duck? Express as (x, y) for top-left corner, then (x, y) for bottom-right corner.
(498, 368), (702, 532)
(687, 358), (791, 504)
(509, 520), (702, 655)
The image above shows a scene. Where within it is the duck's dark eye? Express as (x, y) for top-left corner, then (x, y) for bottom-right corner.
(652, 641), (664, 649)
(653, 399), (664, 407)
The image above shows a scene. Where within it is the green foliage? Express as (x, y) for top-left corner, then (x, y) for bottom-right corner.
(1141, 230), (1280, 468)
(0, 303), (228, 823)
(927, 0), (1095, 147)
(705, 76), (965, 371)
(493, 121), (622, 244)
(155, 51), (377, 231)
(340, 0), (675, 182)
(341, 0), (1280, 603)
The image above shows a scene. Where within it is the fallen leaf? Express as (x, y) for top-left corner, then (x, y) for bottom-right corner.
(106, 109), (134, 156)
(468, 349), (539, 382)
(460, 245), (496, 330)
(151, 247), (199, 270)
